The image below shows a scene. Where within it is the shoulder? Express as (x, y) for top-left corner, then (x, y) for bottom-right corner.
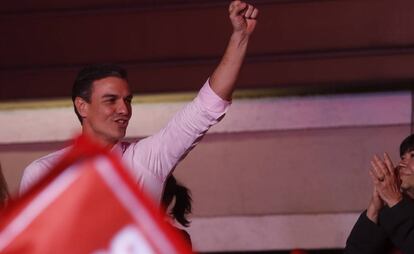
(29, 147), (69, 170)
(20, 147), (70, 194)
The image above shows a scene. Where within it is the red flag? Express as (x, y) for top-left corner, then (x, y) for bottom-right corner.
(0, 135), (192, 254)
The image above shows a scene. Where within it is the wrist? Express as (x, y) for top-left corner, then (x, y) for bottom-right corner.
(366, 207), (379, 224)
(386, 194), (403, 207)
(231, 30), (249, 45)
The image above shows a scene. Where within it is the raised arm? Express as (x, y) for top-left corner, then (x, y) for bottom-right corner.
(209, 0), (259, 101)
(125, 2), (259, 204)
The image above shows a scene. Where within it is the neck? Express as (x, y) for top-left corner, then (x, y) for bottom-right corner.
(81, 128), (118, 149)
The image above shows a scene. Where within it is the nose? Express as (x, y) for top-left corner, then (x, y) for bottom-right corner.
(397, 161), (408, 173)
(117, 100), (130, 115)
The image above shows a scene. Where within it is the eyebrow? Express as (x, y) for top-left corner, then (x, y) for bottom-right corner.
(101, 94), (133, 100)
(101, 94), (118, 100)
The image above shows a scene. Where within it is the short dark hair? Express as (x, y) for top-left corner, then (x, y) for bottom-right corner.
(400, 133), (414, 157)
(72, 64), (128, 123)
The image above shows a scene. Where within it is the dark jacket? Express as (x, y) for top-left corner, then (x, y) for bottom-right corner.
(345, 198), (414, 254)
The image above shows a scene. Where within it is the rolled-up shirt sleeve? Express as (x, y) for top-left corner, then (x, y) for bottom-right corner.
(122, 79), (230, 202)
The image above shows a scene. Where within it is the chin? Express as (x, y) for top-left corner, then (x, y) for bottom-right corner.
(111, 128), (126, 137)
(401, 183), (413, 192)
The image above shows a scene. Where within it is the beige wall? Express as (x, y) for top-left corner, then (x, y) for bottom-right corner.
(1, 125), (410, 215)
(176, 125), (410, 216)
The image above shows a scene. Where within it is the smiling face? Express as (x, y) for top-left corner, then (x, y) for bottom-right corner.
(398, 149), (414, 197)
(76, 76), (133, 146)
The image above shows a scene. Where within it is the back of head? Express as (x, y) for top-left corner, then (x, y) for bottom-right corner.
(72, 64), (128, 123)
(162, 175), (192, 227)
(400, 133), (414, 157)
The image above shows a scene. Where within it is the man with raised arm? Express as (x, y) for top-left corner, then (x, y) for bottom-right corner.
(20, 1), (259, 205)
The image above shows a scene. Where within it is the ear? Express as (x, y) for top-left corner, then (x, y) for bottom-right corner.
(74, 97), (89, 119)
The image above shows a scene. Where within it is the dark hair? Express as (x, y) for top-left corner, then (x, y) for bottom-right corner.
(162, 175), (192, 227)
(400, 133), (414, 157)
(72, 64), (128, 123)
(0, 164), (9, 209)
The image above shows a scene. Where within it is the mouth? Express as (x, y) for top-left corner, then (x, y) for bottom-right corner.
(114, 119), (129, 128)
(400, 173), (412, 179)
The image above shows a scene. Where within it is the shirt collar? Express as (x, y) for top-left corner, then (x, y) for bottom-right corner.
(110, 142), (125, 157)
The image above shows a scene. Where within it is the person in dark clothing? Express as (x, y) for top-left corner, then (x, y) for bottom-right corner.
(345, 134), (414, 254)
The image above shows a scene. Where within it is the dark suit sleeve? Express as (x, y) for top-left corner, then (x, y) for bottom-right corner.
(380, 198), (414, 254)
(344, 211), (391, 254)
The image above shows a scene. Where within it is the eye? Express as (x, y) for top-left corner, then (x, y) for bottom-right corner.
(105, 98), (116, 104)
(125, 96), (133, 104)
